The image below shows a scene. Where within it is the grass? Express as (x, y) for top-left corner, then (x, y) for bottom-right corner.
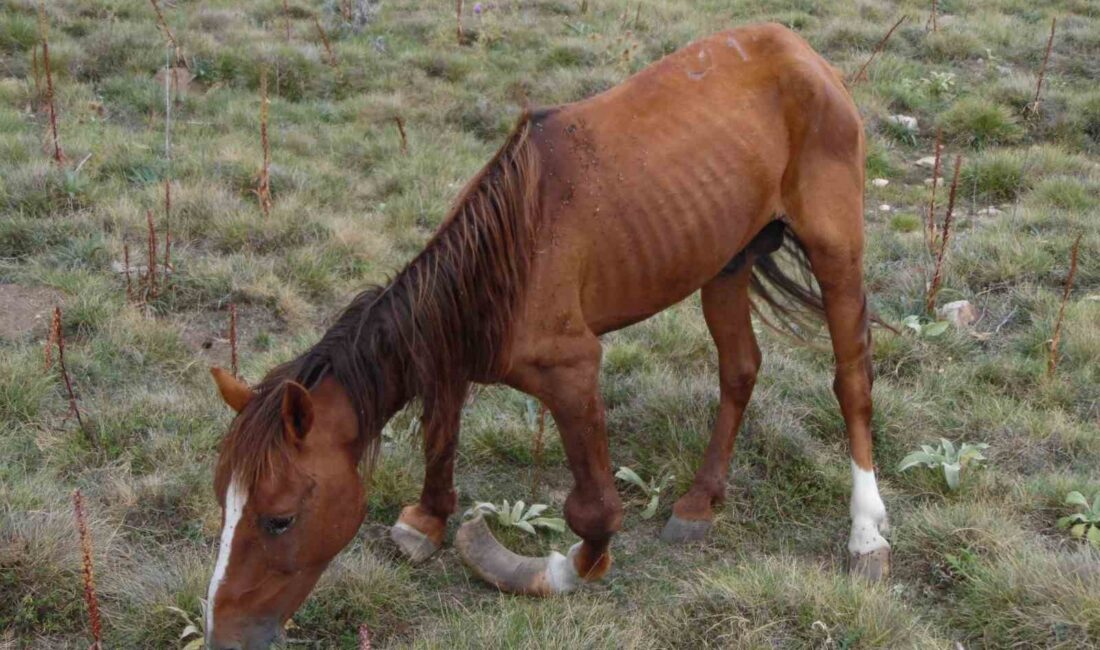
(0, 0), (1097, 647)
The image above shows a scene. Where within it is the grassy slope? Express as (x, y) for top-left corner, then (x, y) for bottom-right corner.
(1, 0), (1098, 647)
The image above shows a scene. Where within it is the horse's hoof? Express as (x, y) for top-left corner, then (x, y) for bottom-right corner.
(848, 546), (891, 581)
(660, 514), (712, 543)
(390, 521), (441, 564)
(455, 514), (597, 595)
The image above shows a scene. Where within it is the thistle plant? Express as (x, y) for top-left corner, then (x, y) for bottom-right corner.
(1056, 491), (1100, 549)
(898, 438), (988, 490)
(166, 601), (206, 650)
(466, 500), (566, 535)
(901, 315), (950, 338)
(615, 466), (674, 519)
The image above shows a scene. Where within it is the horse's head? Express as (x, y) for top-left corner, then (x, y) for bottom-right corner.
(205, 367), (367, 649)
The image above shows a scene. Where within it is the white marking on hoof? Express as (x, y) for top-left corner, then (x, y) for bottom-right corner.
(546, 542), (582, 594)
(206, 476), (247, 642)
(848, 460), (889, 555)
(390, 521), (440, 563)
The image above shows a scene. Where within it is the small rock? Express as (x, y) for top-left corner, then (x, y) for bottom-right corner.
(923, 177), (945, 187)
(878, 204), (892, 212)
(976, 206), (1003, 217)
(916, 156), (938, 169)
(871, 178), (890, 187)
(938, 300), (978, 329)
(887, 114), (918, 131)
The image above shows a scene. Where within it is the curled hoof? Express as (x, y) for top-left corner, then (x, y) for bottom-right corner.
(660, 514), (712, 544)
(390, 521), (441, 564)
(455, 514), (585, 596)
(849, 546), (891, 581)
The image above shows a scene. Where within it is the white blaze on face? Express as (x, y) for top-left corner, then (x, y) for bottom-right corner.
(848, 459), (889, 555)
(207, 476), (248, 640)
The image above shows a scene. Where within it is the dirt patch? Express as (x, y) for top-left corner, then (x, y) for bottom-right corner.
(174, 305), (285, 373)
(0, 284), (64, 341)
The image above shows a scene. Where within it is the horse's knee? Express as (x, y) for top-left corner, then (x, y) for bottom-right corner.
(565, 484), (622, 541)
(722, 361), (759, 404)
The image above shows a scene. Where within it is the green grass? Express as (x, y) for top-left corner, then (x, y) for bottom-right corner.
(1, 0), (1098, 647)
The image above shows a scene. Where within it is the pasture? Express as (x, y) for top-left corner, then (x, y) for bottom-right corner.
(1, 0), (1098, 647)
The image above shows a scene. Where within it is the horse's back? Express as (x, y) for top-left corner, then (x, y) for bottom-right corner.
(523, 24), (859, 335)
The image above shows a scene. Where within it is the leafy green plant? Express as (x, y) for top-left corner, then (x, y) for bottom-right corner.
(902, 315), (950, 338)
(1056, 492), (1100, 549)
(615, 466), (674, 519)
(466, 500), (566, 535)
(898, 439), (988, 490)
(166, 601), (206, 650)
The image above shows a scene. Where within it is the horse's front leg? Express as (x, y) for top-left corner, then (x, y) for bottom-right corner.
(391, 404), (462, 563)
(456, 332), (622, 595)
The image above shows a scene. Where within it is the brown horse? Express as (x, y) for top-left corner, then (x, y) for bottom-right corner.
(205, 23), (891, 648)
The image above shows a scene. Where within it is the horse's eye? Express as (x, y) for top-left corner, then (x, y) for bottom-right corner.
(261, 515), (295, 536)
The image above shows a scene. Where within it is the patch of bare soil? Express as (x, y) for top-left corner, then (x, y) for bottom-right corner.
(174, 305), (285, 371)
(0, 284), (64, 341)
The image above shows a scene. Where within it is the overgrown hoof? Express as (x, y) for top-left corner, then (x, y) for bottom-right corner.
(849, 546), (891, 581)
(455, 514), (581, 596)
(390, 521), (441, 564)
(660, 514), (712, 544)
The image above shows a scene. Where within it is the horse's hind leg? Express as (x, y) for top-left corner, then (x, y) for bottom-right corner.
(786, 154), (891, 580)
(662, 266), (760, 543)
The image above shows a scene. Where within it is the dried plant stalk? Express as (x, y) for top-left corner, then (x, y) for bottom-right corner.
(456, 0), (464, 45)
(52, 307), (95, 446)
(1048, 233), (1082, 377)
(72, 489), (102, 649)
(313, 14), (338, 67)
(394, 116), (408, 155)
(44, 306), (59, 370)
(926, 129), (943, 253)
(851, 15), (907, 86)
(146, 209), (158, 300)
(163, 180), (172, 274)
(148, 0), (183, 65)
(256, 70), (273, 217)
(1029, 17), (1057, 114)
(929, 0), (938, 32)
(358, 624), (372, 650)
(229, 303), (239, 378)
(38, 7), (65, 164)
(341, 0), (353, 22)
(124, 243), (133, 303)
(925, 154), (962, 315)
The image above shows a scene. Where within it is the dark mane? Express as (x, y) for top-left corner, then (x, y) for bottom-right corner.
(218, 113), (542, 490)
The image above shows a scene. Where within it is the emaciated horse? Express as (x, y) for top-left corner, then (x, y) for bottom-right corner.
(204, 23), (891, 648)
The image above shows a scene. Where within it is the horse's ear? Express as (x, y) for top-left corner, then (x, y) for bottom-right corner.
(281, 381), (314, 441)
(211, 367), (254, 413)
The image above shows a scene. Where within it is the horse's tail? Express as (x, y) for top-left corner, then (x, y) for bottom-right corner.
(724, 219), (895, 340)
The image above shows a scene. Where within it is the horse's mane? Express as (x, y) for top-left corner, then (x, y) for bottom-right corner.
(217, 112), (542, 490)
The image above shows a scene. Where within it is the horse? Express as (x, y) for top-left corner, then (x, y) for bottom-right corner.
(204, 23), (891, 648)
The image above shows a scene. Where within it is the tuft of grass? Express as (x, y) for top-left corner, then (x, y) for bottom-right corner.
(401, 596), (655, 650)
(938, 96), (1023, 148)
(959, 149), (1030, 202)
(943, 547), (1100, 647)
(652, 557), (949, 649)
